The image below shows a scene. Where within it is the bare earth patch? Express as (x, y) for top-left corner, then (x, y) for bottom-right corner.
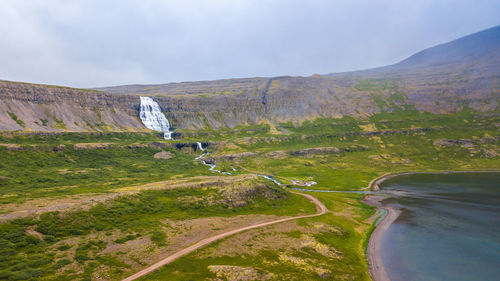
(74, 142), (114, 149)
(54, 214), (285, 280)
(197, 220), (341, 259)
(153, 151), (173, 159)
(208, 265), (273, 281)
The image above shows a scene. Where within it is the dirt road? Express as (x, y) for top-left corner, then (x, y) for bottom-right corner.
(122, 192), (327, 281)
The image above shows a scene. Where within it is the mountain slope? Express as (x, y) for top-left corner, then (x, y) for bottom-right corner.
(98, 25), (500, 128)
(381, 25), (500, 71)
(1, 25), (499, 132)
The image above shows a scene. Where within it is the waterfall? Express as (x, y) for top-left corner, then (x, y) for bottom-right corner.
(195, 142), (206, 160)
(139, 96), (173, 140)
(197, 142), (205, 152)
(194, 143), (232, 175)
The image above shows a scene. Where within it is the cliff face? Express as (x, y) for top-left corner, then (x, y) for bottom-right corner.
(99, 25), (500, 129)
(131, 76), (394, 130)
(0, 81), (144, 132)
(1, 26), (499, 133)
(132, 68), (499, 130)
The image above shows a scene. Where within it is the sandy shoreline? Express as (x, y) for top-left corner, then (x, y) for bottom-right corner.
(363, 196), (400, 281)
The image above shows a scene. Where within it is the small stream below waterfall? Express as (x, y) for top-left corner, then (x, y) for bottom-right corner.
(195, 142), (295, 182)
(192, 142), (374, 193)
(258, 175), (283, 185)
(195, 146), (386, 194)
(288, 187), (376, 194)
(193, 143), (365, 193)
(196, 142), (232, 175)
(194, 148), (378, 194)
(138, 97), (368, 193)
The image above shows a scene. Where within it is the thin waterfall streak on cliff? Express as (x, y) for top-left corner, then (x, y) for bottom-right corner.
(139, 96), (173, 140)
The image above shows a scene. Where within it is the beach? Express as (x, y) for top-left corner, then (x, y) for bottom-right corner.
(363, 196), (400, 281)
(363, 173), (403, 281)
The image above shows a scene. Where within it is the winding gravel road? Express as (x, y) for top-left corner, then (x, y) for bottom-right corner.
(122, 191), (327, 281)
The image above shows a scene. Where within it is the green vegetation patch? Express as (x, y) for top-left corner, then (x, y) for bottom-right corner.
(140, 192), (375, 281)
(0, 180), (315, 280)
(7, 112), (25, 128)
(0, 109), (498, 280)
(210, 110), (500, 190)
(0, 141), (210, 202)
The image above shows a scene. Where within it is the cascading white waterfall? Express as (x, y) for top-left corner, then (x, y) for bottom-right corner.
(197, 142), (205, 152)
(139, 96), (173, 140)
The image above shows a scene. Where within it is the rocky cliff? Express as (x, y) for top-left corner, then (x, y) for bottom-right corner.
(0, 81), (144, 132)
(1, 26), (499, 132)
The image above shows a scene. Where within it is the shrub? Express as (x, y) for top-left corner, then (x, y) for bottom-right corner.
(114, 234), (139, 244)
(151, 230), (166, 246)
(27, 255), (52, 267)
(7, 112), (25, 128)
(53, 259), (71, 270)
(57, 244), (71, 251)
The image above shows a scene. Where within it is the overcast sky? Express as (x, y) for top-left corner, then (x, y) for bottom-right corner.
(1, 0), (499, 88)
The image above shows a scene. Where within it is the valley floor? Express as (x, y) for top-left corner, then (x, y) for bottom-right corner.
(0, 110), (498, 280)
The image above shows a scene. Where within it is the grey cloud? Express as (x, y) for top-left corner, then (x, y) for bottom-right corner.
(0, 0), (499, 88)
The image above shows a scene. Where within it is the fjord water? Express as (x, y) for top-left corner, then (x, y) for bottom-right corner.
(380, 173), (500, 281)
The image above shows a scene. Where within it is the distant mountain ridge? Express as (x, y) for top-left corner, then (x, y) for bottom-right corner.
(1, 25), (499, 132)
(383, 24), (500, 71)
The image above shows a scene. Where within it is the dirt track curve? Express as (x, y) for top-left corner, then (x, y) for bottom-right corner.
(122, 192), (327, 281)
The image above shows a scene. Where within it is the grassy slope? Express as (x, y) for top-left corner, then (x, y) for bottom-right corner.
(0, 109), (498, 280)
(140, 192), (375, 281)
(0, 132), (211, 203)
(200, 110), (500, 189)
(0, 179), (315, 281)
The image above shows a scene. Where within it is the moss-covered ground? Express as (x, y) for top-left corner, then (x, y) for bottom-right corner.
(140, 192), (376, 281)
(198, 110), (500, 189)
(0, 178), (315, 280)
(0, 109), (498, 280)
